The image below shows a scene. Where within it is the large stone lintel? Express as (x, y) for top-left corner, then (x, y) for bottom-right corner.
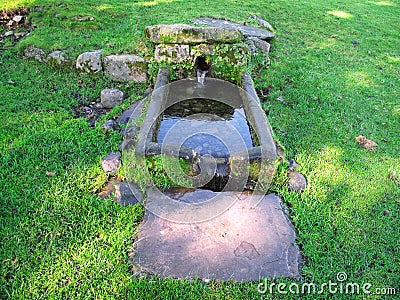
(145, 24), (243, 44)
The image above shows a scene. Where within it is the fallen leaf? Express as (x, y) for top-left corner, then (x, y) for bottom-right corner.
(46, 171), (55, 177)
(387, 171), (398, 182)
(356, 135), (377, 152)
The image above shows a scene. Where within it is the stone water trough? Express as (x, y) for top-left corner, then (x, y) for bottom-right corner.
(123, 21), (301, 281)
(133, 68), (277, 191)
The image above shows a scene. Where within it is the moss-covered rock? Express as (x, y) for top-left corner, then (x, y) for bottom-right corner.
(23, 45), (47, 62)
(47, 50), (72, 69)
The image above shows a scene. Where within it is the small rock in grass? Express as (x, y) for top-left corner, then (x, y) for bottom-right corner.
(100, 88), (124, 108)
(101, 119), (119, 133)
(288, 171), (307, 192)
(72, 16), (94, 22)
(387, 171), (398, 183)
(46, 171), (55, 177)
(288, 159), (300, 171)
(102, 151), (121, 173)
(12, 15), (23, 23)
(4, 31), (14, 37)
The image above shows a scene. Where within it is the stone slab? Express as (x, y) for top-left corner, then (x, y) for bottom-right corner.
(114, 182), (143, 205)
(145, 24), (243, 44)
(134, 191), (301, 281)
(193, 17), (275, 41)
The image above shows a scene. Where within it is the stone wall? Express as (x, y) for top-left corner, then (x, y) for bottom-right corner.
(22, 18), (275, 82)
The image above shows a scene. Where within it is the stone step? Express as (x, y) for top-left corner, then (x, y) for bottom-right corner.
(133, 191), (301, 281)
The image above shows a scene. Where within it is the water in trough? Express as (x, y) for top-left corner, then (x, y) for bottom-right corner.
(156, 98), (254, 159)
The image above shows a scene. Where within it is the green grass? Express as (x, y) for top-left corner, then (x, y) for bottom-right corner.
(1, 0), (399, 299)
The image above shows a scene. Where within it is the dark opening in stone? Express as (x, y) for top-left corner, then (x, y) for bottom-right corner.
(195, 56), (211, 72)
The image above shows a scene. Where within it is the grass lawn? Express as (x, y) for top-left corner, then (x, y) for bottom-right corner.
(1, 0), (399, 299)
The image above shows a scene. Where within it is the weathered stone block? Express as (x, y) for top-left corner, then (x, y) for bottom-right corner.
(154, 44), (190, 62)
(76, 50), (102, 73)
(103, 54), (147, 82)
(145, 24), (243, 44)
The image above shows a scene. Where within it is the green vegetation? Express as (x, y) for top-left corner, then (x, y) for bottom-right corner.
(1, 0), (399, 299)
(146, 155), (192, 189)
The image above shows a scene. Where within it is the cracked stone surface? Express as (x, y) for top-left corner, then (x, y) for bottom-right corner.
(134, 192), (301, 281)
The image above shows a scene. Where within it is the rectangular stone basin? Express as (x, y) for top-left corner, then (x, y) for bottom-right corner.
(135, 68), (277, 191)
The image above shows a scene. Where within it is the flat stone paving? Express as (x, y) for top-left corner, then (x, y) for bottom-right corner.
(134, 190), (301, 281)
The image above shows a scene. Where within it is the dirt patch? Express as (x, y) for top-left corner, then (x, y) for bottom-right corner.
(71, 104), (110, 127)
(0, 7), (31, 44)
(256, 85), (273, 101)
